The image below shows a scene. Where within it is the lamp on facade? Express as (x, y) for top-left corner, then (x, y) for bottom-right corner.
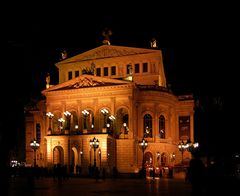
(80, 151), (83, 167)
(123, 122), (129, 139)
(30, 139), (40, 167)
(138, 138), (148, 175)
(82, 109), (89, 130)
(90, 137), (99, 168)
(46, 112), (54, 133)
(101, 109), (109, 128)
(108, 115), (115, 133)
(58, 118), (65, 132)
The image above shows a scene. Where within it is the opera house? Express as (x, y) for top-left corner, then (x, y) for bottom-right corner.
(25, 41), (195, 176)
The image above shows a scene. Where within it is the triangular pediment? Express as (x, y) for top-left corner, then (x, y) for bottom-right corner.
(42, 74), (132, 93)
(56, 45), (159, 65)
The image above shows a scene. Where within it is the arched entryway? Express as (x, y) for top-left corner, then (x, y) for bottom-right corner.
(71, 147), (78, 174)
(144, 151), (153, 177)
(53, 146), (64, 165)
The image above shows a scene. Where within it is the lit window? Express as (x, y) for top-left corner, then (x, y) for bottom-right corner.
(159, 115), (165, 139)
(143, 114), (152, 138)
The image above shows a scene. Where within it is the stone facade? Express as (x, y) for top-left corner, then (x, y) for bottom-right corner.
(25, 44), (194, 175)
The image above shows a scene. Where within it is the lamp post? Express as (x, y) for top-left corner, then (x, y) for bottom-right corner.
(30, 139), (40, 167)
(90, 137), (99, 168)
(178, 140), (199, 165)
(178, 141), (186, 165)
(138, 138), (148, 176)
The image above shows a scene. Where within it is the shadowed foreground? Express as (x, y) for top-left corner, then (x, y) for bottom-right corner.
(9, 177), (192, 196)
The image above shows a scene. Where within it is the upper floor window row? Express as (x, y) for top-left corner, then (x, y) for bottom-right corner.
(67, 62), (150, 80)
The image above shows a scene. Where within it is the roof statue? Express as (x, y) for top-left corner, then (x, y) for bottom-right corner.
(102, 28), (112, 45)
(150, 38), (158, 48)
(46, 72), (50, 89)
(60, 50), (67, 60)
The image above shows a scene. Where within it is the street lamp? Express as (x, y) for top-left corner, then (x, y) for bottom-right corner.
(138, 138), (148, 176)
(178, 140), (199, 165)
(90, 137), (99, 168)
(30, 139), (40, 167)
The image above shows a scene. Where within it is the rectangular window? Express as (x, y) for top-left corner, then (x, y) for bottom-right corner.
(75, 70), (79, 77)
(134, 63), (140, 73)
(111, 66), (116, 75)
(143, 63), (148, 72)
(126, 64), (132, 75)
(68, 71), (72, 80)
(179, 116), (190, 140)
(104, 67), (108, 76)
(36, 123), (41, 143)
(96, 68), (101, 76)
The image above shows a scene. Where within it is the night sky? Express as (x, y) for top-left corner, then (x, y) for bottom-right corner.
(5, 2), (239, 161)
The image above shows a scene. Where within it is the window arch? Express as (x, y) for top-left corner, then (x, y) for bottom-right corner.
(143, 114), (152, 138)
(159, 115), (166, 139)
(161, 153), (167, 167)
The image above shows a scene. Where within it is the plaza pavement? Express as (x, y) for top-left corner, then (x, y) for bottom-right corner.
(8, 176), (192, 196)
(7, 175), (239, 196)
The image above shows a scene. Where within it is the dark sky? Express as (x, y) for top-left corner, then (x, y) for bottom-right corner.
(7, 2), (238, 97)
(6, 2), (239, 158)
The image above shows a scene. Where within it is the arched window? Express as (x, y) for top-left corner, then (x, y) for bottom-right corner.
(161, 153), (167, 167)
(159, 115), (165, 139)
(143, 114), (152, 138)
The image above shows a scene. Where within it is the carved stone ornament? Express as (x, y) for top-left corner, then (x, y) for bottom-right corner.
(72, 77), (105, 88)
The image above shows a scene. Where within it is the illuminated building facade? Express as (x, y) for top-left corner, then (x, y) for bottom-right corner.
(25, 44), (195, 175)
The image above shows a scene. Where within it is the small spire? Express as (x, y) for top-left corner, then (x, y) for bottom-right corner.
(102, 28), (112, 45)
